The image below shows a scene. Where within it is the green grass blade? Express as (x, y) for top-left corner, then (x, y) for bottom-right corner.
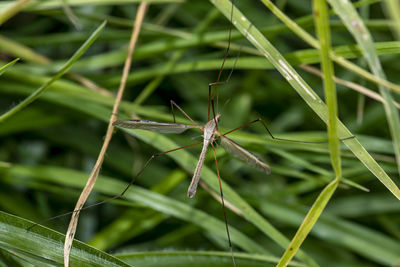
(0, 211), (131, 267)
(278, 1), (342, 264)
(0, 0), (183, 12)
(327, 0), (400, 183)
(0, 21), (106, 123)
(0, 58), (19, 76)
(277, 179), (339, 267)
(0, 35), (49, 64)
(116, 251), (307, 267)
(0, 0), (30, 25)
(315, 0), (341, 176)
(383, 0), (400, 39)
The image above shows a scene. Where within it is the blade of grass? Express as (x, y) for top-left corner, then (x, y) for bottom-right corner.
(278, 179), (340, 267)
(116, 251), (307, 267)
(0, 0), (30, 25)
(0, 21), (106, 123)
(383, 0), (400, 39)
(209, 0), (400, 200)
(0, 35), (50, 64)
(278, 1), (341, 265)
(0, 58), (19, 76)
(327, 0), (400, 179)
(300, 65), (400, 110)
(316, 0), (341, 178)
(0, 211), (131, 267)
(0, 0), (183, 11)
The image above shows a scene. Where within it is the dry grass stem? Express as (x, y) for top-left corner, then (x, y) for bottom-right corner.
(63, 3), (149, 266)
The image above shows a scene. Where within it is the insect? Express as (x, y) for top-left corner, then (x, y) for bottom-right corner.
(113, 108), (272, 199)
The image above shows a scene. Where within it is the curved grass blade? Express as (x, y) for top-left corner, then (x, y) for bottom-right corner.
(383, 0), (400, 39)
(0, 58), (19, 76)
(0, 34), (50, 64)
(278, 1), (342, 264)
(116, 251), (306, 267)
(278, 179), (340, 267)
(327, 0), (400, 180)
(0, 0), (30, 25)
(0, 211), (131, 267)
(0, 0), (183, 12)
(209, 0), (400, 200)
(0, 21), (106, 123)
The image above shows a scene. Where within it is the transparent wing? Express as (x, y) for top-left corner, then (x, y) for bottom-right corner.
(113, 120), (200, 134)
(220, 135), (271, 174)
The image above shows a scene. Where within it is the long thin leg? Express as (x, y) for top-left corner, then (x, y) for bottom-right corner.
(170, 100), (200, 127)
(170, 100), (176, 123)
(208, 0), (238, 122)
(210, 143), (236, 267)
(27, 141), (203, 230)
(222, 118), (354, 143)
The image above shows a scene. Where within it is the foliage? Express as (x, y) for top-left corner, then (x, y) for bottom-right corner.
(0, 0), (399, 266)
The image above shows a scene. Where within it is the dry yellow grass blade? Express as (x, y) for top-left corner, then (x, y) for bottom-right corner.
(63, 3), (149, 267)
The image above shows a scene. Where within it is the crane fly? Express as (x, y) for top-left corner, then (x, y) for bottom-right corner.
(113, 112), (271, 198)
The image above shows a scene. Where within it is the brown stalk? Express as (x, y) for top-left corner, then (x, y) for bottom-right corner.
(300, 64), (400, 109)
(63, 3), (149, 266)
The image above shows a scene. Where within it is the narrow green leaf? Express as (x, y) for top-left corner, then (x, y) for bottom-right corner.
(315, 0), (341, 176)
(0, 35), (49, 64)
(117, 251), (306, 267)
(0, 58), (18, 76)
(0, 21), (106, 123)
(277, 180), (339, 266)
(0, 0), (183, 12)
(0, 211), (131, 267)
(278, 2), (342, 264)
(328, 0), (400, 185)
(0, 0), (30, 25)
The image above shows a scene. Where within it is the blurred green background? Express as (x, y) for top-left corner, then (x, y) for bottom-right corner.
(0, 0), (399, 266)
